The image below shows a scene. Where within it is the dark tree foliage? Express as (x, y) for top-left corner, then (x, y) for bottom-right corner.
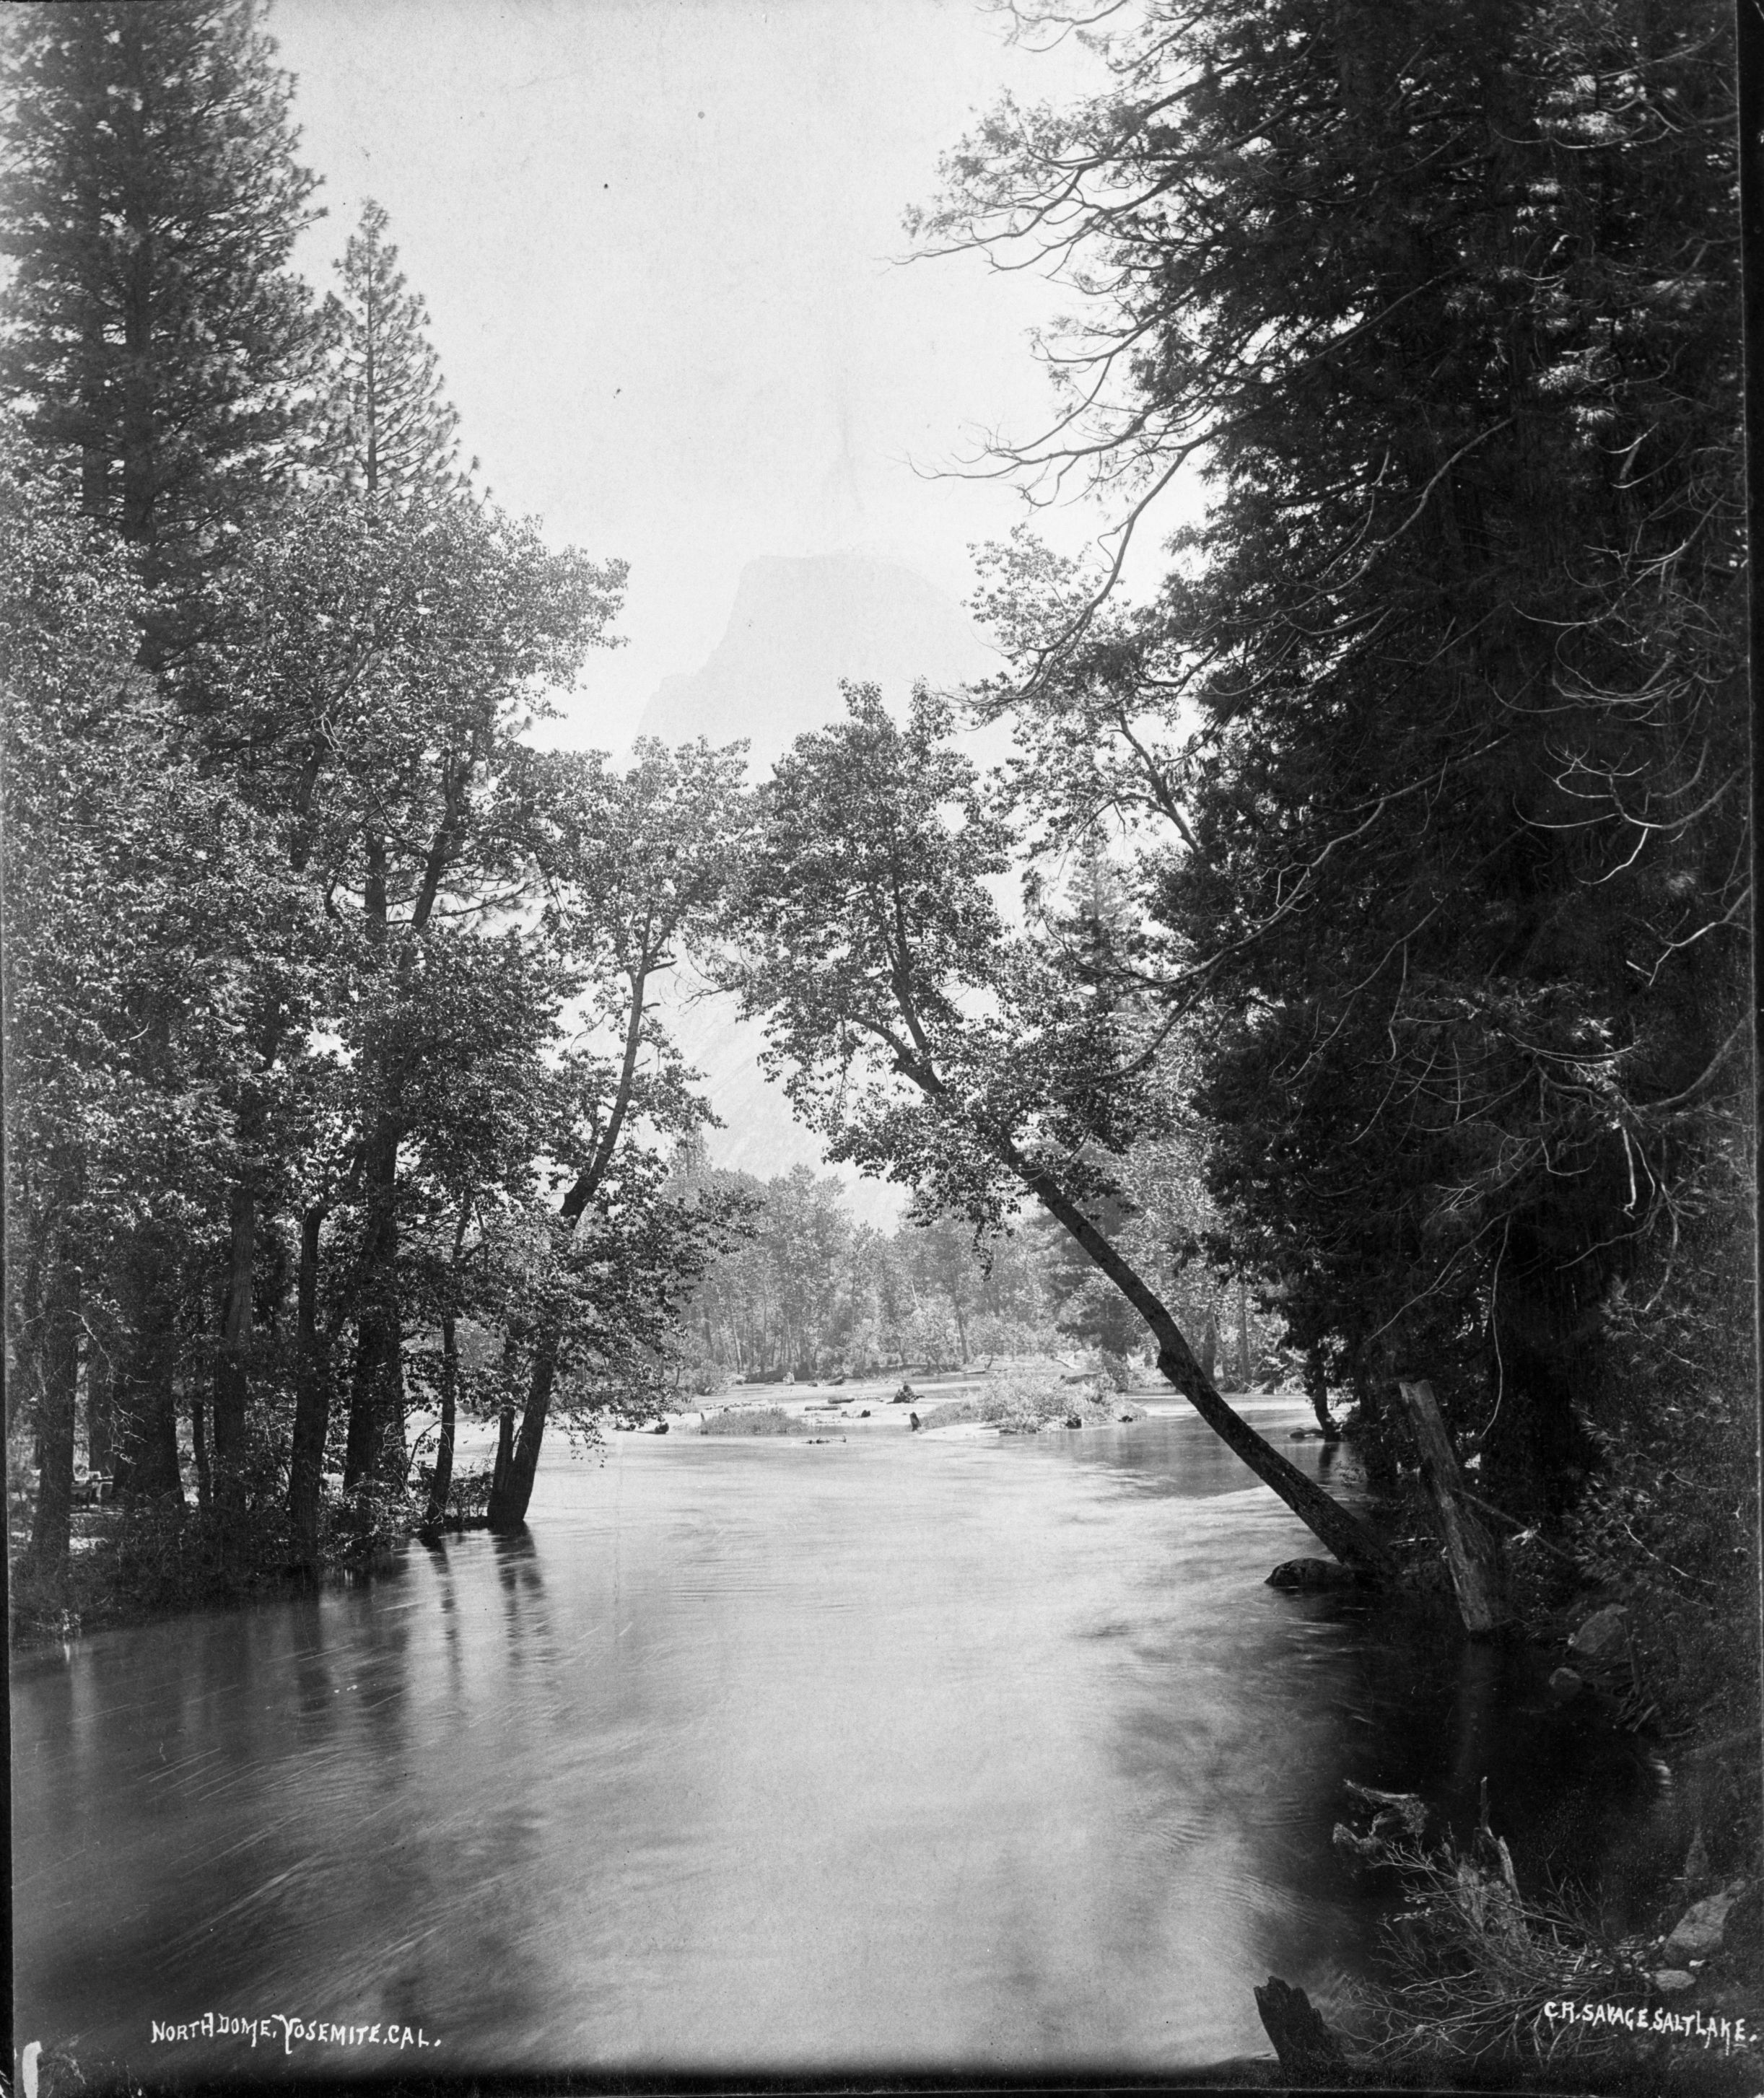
(922, 0), (1747, 1519)
(1, 17), (724, 1585)
(0, 0), (322, 600)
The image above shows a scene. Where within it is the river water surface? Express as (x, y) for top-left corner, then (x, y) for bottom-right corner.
(13, 1394), (1658, 2082)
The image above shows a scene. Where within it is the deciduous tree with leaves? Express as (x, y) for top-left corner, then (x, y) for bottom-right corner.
(486, 739), (755, 1529)
(725, 684), (1389, 1573)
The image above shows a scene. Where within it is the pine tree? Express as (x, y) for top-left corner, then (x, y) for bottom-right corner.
(319, 199), (474, 503)
(922, 0), (1746, 1520)
(0, 0), (323, 589)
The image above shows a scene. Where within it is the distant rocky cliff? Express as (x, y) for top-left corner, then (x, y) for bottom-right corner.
(636, 552), (995, 772)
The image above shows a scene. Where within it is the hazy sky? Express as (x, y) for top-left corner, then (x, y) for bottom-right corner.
(271, 0), (1175, 746)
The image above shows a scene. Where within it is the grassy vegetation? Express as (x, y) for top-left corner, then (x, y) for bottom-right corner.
(1332, 1821), (1762, 2093)
(918, 1365), (1145, 1435)
(694, 1406), (800, 1437)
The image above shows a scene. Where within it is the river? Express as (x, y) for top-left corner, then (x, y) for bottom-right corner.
(12, 1391), (1664, 2084)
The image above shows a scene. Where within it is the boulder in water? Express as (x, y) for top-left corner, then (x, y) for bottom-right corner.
(1266, 1557), (1360, 1590)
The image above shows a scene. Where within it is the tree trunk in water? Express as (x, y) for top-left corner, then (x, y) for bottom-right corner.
(113, 1246), (184, 1506)
(486, 959), (656, 1534)
(1396, 1378), (1513, 1636)
(1008, 1152), (1392, 1577)
(287, 1206), (330, 1567)
(211, 1181), (255, 1462)
(868, 1040), (1389, 1571)
(489, 1399), (518, 1516)
(425, 1312), (458, 1526)
(27, 1256), (82, 1573)
(487, 1354), (554, 1533)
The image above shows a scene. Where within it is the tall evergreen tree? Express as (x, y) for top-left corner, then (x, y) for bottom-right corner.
(1, 0), (331, 1529)
(0, 0), (322, 597)
(319, 198), (475, 503)
(921, 0), (1747, 1519)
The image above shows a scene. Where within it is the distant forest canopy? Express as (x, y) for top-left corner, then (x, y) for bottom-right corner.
(667, 1153), (1280, 1391)
(1, 0), (1752, 1692)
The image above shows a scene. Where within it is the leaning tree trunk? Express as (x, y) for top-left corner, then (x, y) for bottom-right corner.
(1003, 1142), (1392, 1577)
(1397, 1378), (1513, 1636)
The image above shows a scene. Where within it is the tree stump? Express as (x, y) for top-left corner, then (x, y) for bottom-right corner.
(1254, 1976), (1352, 2084)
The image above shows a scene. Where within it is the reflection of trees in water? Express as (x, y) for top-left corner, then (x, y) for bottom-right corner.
(492, 1529), (558, 1674)
(427, 1537), (467, 1693)
(1328, 1597), (1667, 1923)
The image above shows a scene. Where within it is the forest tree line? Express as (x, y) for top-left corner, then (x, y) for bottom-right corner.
(2, 0), (1753, 1722)
(668, 1152), (1280, 1391)
(1, 1), (763, 1575)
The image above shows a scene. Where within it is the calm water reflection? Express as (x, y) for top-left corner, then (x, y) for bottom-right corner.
(12, 1399), (1657, 2081)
